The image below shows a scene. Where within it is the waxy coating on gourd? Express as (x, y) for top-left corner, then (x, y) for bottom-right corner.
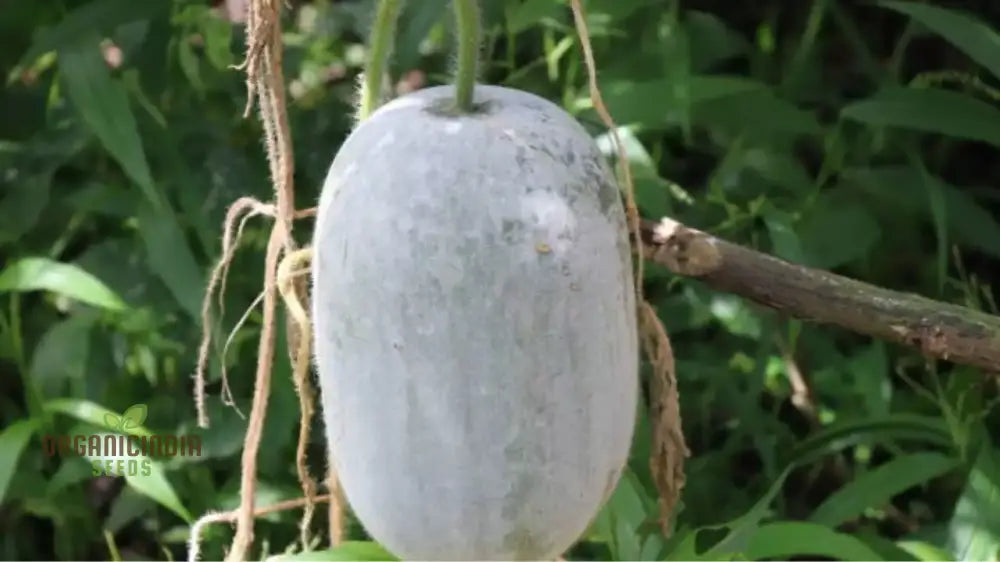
(312, 84), (639, 561)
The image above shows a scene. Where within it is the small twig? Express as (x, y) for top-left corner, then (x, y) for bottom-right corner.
(640, 217), (1000, 372)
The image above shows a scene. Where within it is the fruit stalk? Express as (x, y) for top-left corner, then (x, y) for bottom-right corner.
(359, 0), (403, 121)
(452, 0), (480, 112)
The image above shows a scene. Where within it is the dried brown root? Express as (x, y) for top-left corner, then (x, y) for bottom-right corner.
(187, 494), (333, 562)
(568, 0), (689, 536)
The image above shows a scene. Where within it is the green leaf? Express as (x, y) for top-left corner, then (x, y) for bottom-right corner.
(846, 343), (892, 417)
(29, 313), (95, 397)
(842, 86), (1000, 148)
(792, 415), (953, 465)
(746, 521), (884, 561)
(897, 540), (957, 562)
(591, 467), (651, 559)
(44, 398), (153, 438)
(0, 257), (127, 311)
(879, 1), (1000, 82)
(0, 418), (38, 505)
(396, 0), (449, 70)
(798, 201), (882, 268)
(121, 454), (193, 523)
(263, 541), (399, 561)
(506, 0), (567, 35)
(668, 466), (794, 560)
(589, 76), (766, 128)
(947, 444), (1000, 561)
(136, 202), (206, 320)
(686, 11), (751, 71)
(762, 207), (806, 264)
(693, 89), (822, 139)
(811, 452), (959, 527)
(18, 0), (166, 66)
(942, 182), (1000, 260)
(64, 422), (193, 524)
(58, 38), (160, 207)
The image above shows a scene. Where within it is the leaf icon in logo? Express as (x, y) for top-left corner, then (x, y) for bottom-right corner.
(120, 403), (148, 433)
(104, 412), (124, 431)
(103, 404), (148, 434)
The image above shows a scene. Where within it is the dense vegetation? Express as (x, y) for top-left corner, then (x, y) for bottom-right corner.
(1, 0), (999, 560)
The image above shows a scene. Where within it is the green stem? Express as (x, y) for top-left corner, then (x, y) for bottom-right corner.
(452, 0), (480, 112)
(359, 0), (402, 121)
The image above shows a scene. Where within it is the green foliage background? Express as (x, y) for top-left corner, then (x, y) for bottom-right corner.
(1, 0), (999, 560)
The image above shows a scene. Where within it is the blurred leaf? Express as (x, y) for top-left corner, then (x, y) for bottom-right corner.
(136, 203), (205, 320)
(792, 415), (952, 465)
(668, 466), (794, 560)
(947, 444), (1000, 561)
(0, 418), (37, 505)
(264, 541), (398, 561)
(58, 38), (160, 207)
(740, 148), (814, 194)
(0, 125), (88, 244)
(846, 166), (1000, 259)
(506, 0), (567, 35)
(44, 398), (153, 437)
(879, 1), (1000, 82)
(798, 201), (881, 268)
(941, 181), (1000, 260)
(762, 207), (807, 263)
(121, 455), (193, 523)
(693, 89), (822, 139)
(18, 0), (165, 66)
(105, 487), (154, 534)
(584, 76), (765, 128)
(65, 422), (193, 524)
(0, 257), (127, 311)
(842, 87), (1000, 148)
(594, 126), (684, 217)
(29, 314), (95, 397)
(396, 0), (449, 70)
(846, 343), (892, 417)
(746, 521), (884, 560)
(686, 11), (750, 71)
(897, 540), (957, 562)
(811, 452), (959, 527)
(46, 456), (95, 495)
(707, 294), (762, 338)
(586, 0), (647, 21)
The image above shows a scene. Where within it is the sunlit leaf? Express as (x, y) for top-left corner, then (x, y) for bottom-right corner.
(947, 444), (1000, 561)
(45, 398), (153, 438)
(0, 257), (126, 311)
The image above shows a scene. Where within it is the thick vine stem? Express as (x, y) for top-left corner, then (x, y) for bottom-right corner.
(359, 0), (403, 121)
(451, 0), (480, 112)
(638, 217), (1000, 372)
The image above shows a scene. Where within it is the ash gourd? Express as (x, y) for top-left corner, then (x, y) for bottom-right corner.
(312, 83), (640, 560)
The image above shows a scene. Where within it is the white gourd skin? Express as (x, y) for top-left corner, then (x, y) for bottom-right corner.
(312, 84), (639, 561)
